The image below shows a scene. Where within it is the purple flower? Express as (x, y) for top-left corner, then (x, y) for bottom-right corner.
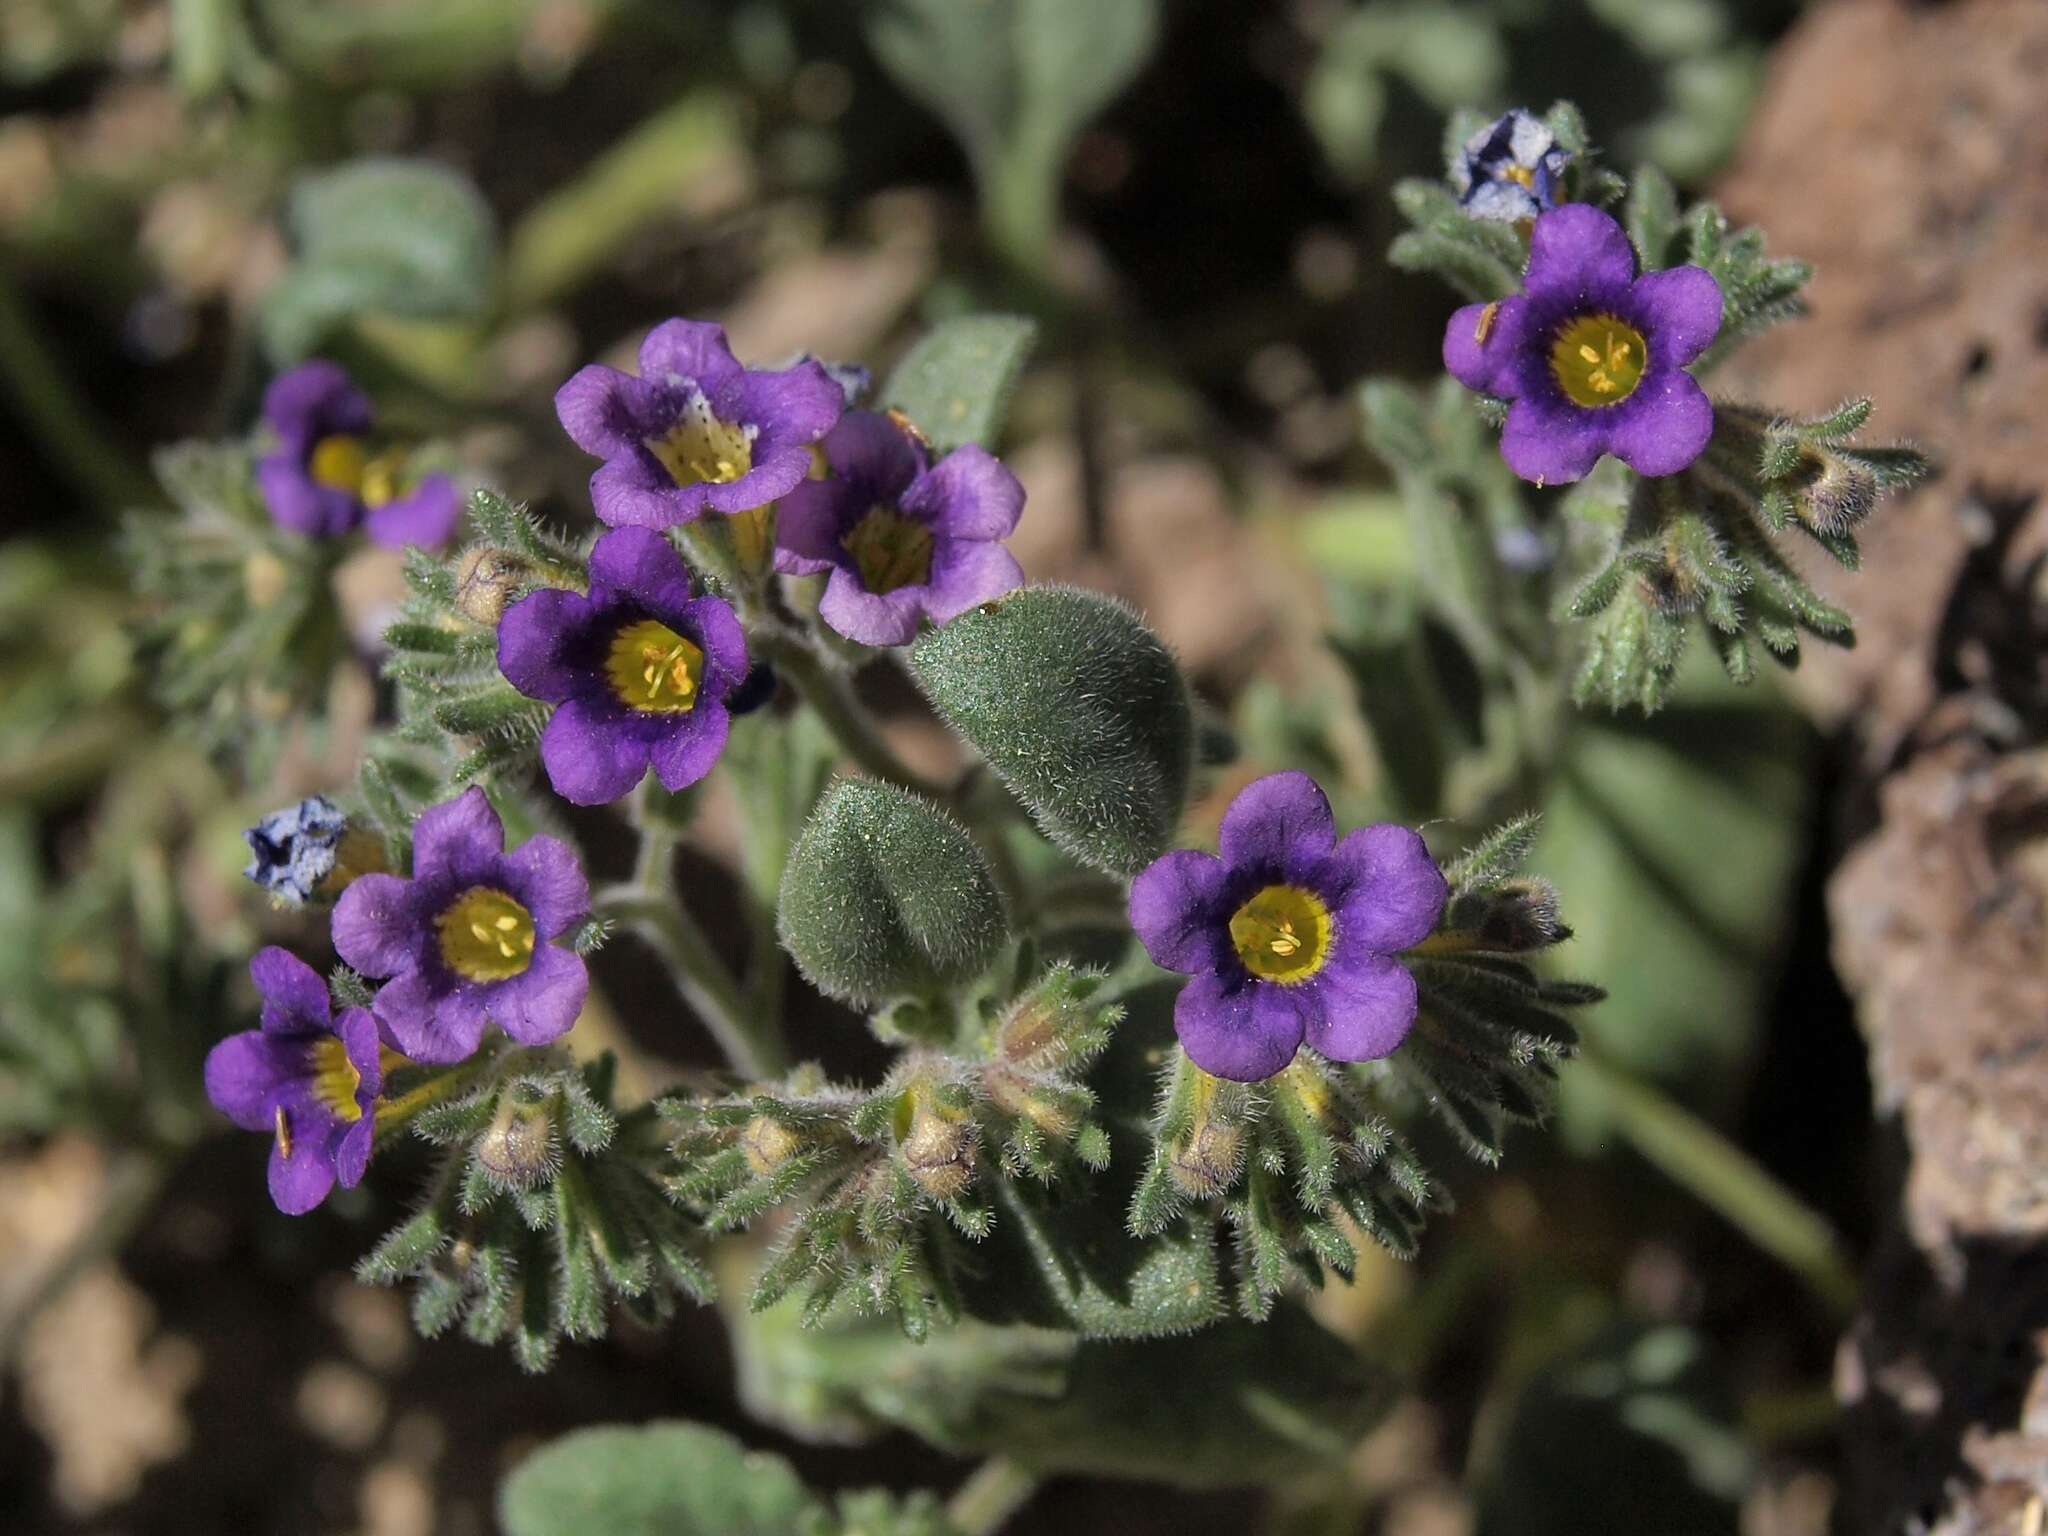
(555, 319), (844, 529)
(332, 788), (590, 1064)
(203, 947), (386, 1214)
(1452, 109), (1570, 222)
(1128, 772), (1447, 1083)
(496, 527), (749, 806)
(772, 410), (1025, 647)
(257, 361), (461, 549)
(1443, 203), (1722, 485)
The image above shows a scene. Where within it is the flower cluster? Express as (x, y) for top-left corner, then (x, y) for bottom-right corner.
(259, 361), (460, 549)
(1130, 773), (1448, 1082)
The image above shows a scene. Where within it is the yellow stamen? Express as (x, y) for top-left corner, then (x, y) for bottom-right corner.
(309, 1035), (365, 1122)
(1474, 301), (1501, 344)
(644, 394), (753, 488)
(842, 505), (935, 595)
(436, 887), (537, 982)
(1549, 313), (1647, 408)
(308, 434), (367, 494)
(274, 1104), (293, 1160)
(604, 618), (704, 713)
(1228, 885), (1334, 985)
(1501, 163), (1537, 190)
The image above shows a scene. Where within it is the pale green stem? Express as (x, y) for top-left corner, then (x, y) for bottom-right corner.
(750, 626), (949, 799)
(1572, 1051), (1858, 1318)
(946, 1456), (1041, 1536)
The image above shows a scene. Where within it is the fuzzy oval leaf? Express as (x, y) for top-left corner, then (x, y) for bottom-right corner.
(880, 314), (1038, 453)
(777, 779), (1009, 1007)
(263, 158), (498, 363)
(909, 586), (1192, 876)
(499, 1421), (828, 1536)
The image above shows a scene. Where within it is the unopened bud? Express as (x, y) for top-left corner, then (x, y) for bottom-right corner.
(1167, 1071), (1245, 1198)
(453, 546), (540, 627)
(900, 1098), (976, 1202)
(741, 1114), (801, 1176)
(1793, 448), (1878, 536)
(243, 550), (289, 609)
(476, 1083), (557, 1188)
(980, 1065), (1076, 1139)
(1443, 878), (1566, 952)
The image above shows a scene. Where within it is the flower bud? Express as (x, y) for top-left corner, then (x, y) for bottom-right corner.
(899, 1094), (977, 1202)
(476, 1082), (558, 1189)
(453, 545), (540, 627)
(1166, 1071), (1247, 1199)
(741, 1113), (802, 1176)
(909, 586), (1193, 876)
(776, 780), (1009, 1007)
(1441, 877), (1566, 952)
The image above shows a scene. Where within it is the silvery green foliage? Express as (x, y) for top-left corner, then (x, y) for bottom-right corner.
(777, 781), (1011, 1008)
(881, 315), (1039, 455)
(910, 587), (1194, 876)
(1378, 100), (1932, 713)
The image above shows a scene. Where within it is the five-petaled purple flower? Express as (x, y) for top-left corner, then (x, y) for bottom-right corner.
(555, 319), (844, 529)
(203, 947), (387, 1214)
(772, 410), (1025, 647)
(1452, 109), (1570, 223)
(1128, 772), (1448, 1083)
(496, 527), (749, 806)
(257, 361), (461, 548)
(333, 788), (590, 1064)
(1444, 203), (1722, 486)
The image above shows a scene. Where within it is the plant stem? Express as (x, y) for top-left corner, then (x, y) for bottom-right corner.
(751, 626), (949, 799)
(0, 273), (158, 515)
(1571, 1051), (1858, 1318)
(946, 1456), (1040, 1536)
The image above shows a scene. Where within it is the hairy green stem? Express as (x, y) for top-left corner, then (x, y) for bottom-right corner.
(1572, 1051), (1858, 1318)
(751, 626), (949, 799)
(946, 1456), (1040, 1536)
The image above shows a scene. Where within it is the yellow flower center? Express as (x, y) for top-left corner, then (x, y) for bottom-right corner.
(310, 1035), (364, 1122)
(308, 433), (405, 506)
(1500, 162), (1536, 190)
(644, 394), (753, 488)
(1228, 884), (1333, 985)
(436, 886), (537, 982)
(842, 505), (934, 595)
(605, 618), (704, 713)
(1550, 314), (1647, 408)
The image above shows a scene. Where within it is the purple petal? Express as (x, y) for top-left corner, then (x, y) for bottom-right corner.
(258, 457), (358, 538)
(1524, 204), (1637, 306)
(332, 874), (420, 978)
(1606, 372), (1715, 479)
(204, 1030), (302, 1131)
(699, 452), (811, 517)
(685, 595), (749, 692)
(1443, 297), (1528, 398)
(821, 410), (924, 500)
(902, 445), (1025, 540)
(1302, 951), (1419, 1063)
(250, 946), (331, 1034)
(538, 697), (654, 806)
(650, 707), (730, 791)
(333, 1115), (375, 1190)
(372, 969), (486, 1064)
(1173, 972), (1305, 1083)
(1632, 265), (1722, 369)
(588, 525), (694, 612)
(555, 364), (648, 458)
(729, 359), (846, 447)
(818, 568), (923, 646)
(268, 1129), (339, 1215)
(411, 787), (505, 885)
(499, 833), (589, 936)
(488, 943), (588, 1046)
(591, 458), (694, 529)
(1128, 849), (1230, 974)
(922, 540), (1023, 626)
(496, 587), (592, 704)
(771, 477), (853, 573)
(1329, 825), (1448, 953)
(1218, 772), (1336, 874)
(263, 360), (370, 451)
(637, 319), (742, 393)
(365, 476), (462, 550)
(1499, 396), (1607, 486)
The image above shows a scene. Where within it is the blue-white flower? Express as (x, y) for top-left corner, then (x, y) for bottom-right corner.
(1452, 110), (1571, 223)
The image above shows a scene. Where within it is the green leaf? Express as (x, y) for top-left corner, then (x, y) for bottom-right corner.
(865, 0), (1159, 266)
(776, 780), (1010, 1007)
(262, 158), (499, 364)
(498, 1421), (830, 1536)
(909, 586), (1193, 876)
(880, 314), (1039, 454)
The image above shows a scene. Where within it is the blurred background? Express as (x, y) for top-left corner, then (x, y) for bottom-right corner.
(3, 0), (2043, 1532)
